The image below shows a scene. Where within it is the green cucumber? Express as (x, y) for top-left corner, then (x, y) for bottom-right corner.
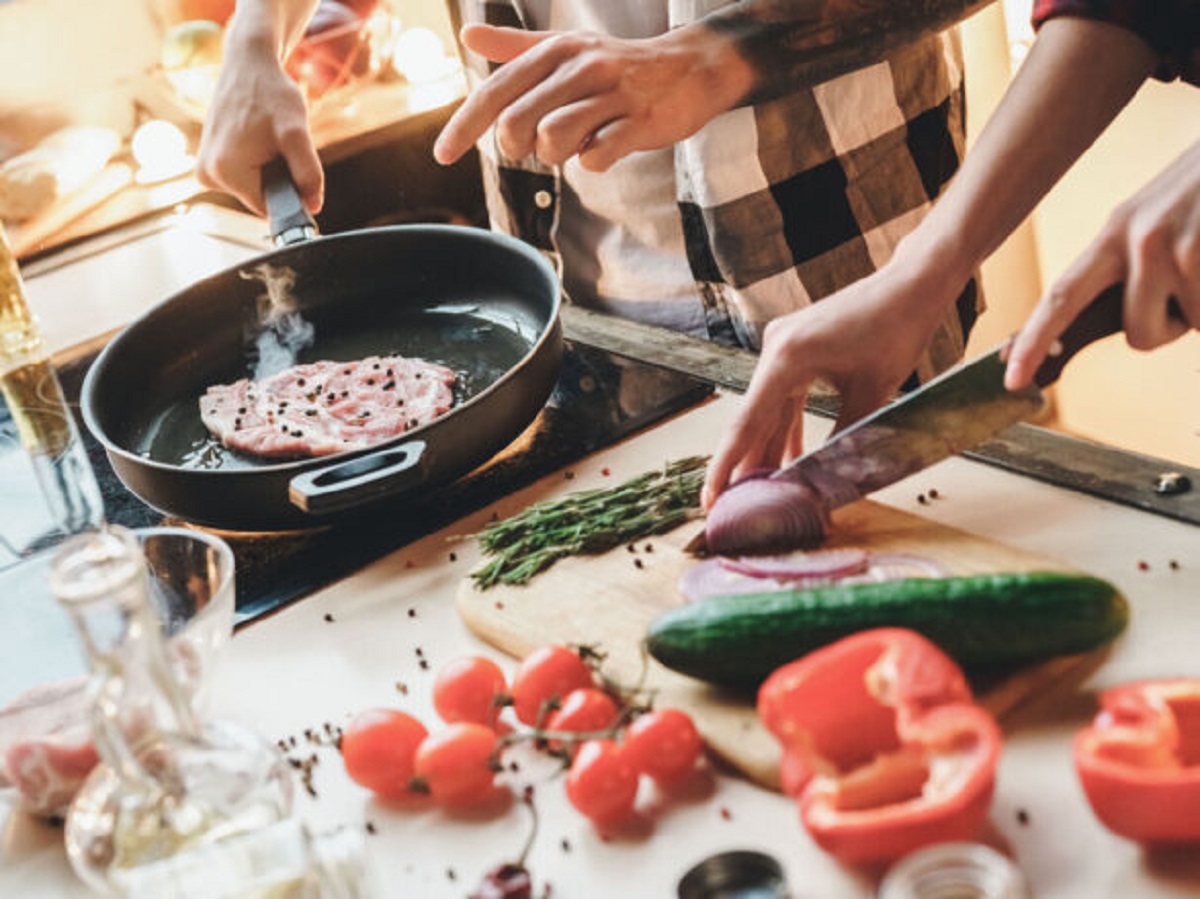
(645, 571), (1128, 688)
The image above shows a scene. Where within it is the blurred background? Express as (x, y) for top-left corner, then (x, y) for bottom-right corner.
(0, 0), (1195, 466)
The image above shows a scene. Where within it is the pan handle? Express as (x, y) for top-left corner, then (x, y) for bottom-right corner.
(288, 440), (430, 515)
(262, 157), (318, 246)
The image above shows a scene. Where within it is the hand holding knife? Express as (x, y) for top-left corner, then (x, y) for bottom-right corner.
(699, 284), (1128, 556)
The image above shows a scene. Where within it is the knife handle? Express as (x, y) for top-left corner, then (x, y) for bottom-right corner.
(1031, 283), (1124, 388)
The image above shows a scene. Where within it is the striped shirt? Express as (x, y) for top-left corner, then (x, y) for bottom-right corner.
(449, 1), (982, 389)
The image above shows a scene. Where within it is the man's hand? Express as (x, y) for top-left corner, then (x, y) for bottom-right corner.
(433, 22), (754, 171)
(195, 1), (325, 216)
(1005, 138), (1200, 390)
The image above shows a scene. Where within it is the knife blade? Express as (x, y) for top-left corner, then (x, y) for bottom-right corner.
(772, 283), (1126, 510)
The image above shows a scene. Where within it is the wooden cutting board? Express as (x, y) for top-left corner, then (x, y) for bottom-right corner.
(456, 499), (1101, 791)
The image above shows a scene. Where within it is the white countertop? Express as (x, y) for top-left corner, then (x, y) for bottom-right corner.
(4, 392), (1198, 898)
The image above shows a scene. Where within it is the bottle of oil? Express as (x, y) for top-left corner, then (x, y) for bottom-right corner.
(111, 816), (375, 899)
(0, 223), (103, 551)
(51, 527), (295, 895)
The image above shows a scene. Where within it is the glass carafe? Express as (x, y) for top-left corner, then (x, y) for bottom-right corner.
(51, 527), (293, 895)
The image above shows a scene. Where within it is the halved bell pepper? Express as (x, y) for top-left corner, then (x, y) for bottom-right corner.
(757, 627), (1002, 865)
(1075, 678), (1200, 843)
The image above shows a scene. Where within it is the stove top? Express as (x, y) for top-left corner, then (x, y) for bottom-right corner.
(1, 340), (712, 627)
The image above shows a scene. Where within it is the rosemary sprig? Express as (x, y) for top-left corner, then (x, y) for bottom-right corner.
(470, 456), (709, 589)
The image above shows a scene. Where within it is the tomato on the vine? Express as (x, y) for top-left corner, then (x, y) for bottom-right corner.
(341, 708), (428, 801)
(433, 655), (509, 729)
(510, 645), (595, 726)
(413, 722), (502, 806)
(621, 708), (703, 784)
(565, 739), (639, 826)
(545, 688), (620, 738)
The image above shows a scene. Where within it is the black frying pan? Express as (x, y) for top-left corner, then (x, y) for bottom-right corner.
(81, 165), (562, 531)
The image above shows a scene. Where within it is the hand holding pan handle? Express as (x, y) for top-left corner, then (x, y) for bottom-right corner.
(262, 157), (318, 247)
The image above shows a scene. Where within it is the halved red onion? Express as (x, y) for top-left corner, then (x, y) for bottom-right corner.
(719, 548), (870, 581)
(704, 477), (829, 556)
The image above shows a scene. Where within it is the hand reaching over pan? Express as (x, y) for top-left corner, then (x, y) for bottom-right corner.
(1005, 138), (1200, 391)
(702, 262), (962, 509)
(433, 22), (755, 171)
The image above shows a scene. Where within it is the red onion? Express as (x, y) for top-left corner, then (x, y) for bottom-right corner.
(703, 476), (829, 556)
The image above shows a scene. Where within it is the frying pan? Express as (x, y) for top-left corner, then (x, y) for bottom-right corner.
(81, 164), (562, 531)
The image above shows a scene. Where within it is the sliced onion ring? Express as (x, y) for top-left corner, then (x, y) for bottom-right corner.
(718, 548), (870, 581)
(678, 558), (786, 602)
(680, 550), (949, 602)
(861, 552), (948, 581)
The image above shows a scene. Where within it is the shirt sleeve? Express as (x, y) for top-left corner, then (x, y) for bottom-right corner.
(1031, 0), (1200, 85)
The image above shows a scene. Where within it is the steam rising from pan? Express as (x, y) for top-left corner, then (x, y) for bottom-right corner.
(240, 263), (315, 379)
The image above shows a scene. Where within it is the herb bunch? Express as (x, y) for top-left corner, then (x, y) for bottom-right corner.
(470, 456), (708, 589)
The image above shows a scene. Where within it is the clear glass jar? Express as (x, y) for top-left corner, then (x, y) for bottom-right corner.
(52, 527), (294, 895)
(877, 842), (1031, 899)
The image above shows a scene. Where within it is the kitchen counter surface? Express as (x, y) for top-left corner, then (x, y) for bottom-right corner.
(4, 391), (1198, 898)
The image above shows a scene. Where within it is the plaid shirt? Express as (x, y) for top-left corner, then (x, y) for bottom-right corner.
(449, 1), (980, 385)
(1033, 0), (1200, 84)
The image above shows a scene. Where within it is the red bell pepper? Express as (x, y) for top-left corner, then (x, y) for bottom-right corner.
(1075, 678), (1200, 843)
(757, 627), (1002, 865)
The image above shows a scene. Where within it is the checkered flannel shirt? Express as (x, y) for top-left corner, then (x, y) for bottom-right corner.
(1033, 0), (1200, 85)
(448, 1), (981, 386)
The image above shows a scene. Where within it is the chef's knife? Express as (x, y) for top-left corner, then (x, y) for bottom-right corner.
(769, 283), (1126, 510)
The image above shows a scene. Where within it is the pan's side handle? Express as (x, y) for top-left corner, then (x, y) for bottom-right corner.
(288, 441), (429, 515)
(262, 157), (318, 247)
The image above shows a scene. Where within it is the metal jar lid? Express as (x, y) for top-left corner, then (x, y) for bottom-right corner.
(877, 842), (1031, 899)
(677, 849), (789, 899)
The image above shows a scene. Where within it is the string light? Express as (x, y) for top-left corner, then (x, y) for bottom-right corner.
(131, 120), (194, 184)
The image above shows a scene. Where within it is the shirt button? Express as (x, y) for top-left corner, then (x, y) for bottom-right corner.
(534, 190), (553, 209)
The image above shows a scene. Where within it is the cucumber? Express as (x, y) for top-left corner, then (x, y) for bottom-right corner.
(645, 571), (1128, 688)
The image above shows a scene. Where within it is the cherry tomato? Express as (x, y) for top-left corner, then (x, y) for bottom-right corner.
(432, 655), (509, 729)
(413, 722), (502, 806)
(544, 687), (621, 752)
(565, 739), (639, 826)
(510, 645), (595, 726)
(340, 708), (428, 801)
(621, 708), (703, 783)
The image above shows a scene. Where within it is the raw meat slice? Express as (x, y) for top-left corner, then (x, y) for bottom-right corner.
(199, 354), (457, 460)
(1, 677), (96, 817)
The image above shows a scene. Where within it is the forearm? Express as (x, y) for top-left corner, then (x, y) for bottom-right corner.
(903, 17), (1159, 280)
(702, 0), (994, 105)
(225, 0), (321, 60)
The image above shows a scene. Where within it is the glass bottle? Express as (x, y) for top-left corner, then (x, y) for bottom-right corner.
(51, 527), (294, 895)
(0, 222), (104, 552)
